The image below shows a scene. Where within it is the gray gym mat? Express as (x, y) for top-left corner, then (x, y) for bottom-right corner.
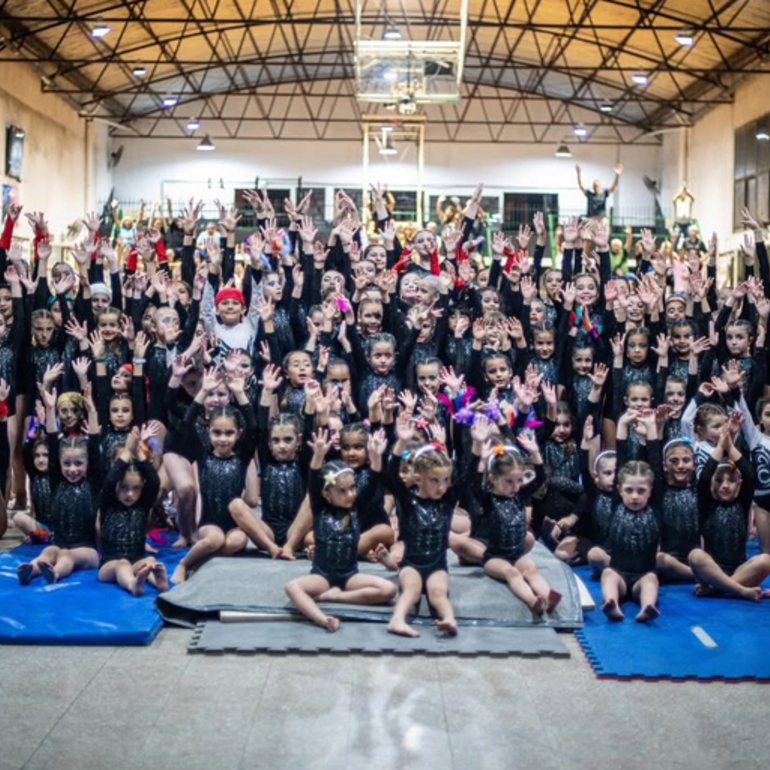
(188, 619), (570, 657)
(157, 542), (583, 629)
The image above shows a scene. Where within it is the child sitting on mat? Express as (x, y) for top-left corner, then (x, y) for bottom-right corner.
(17, 384), (102, 585)
(589, 409), (661, 623)
(384, 411), (484, 638)
(285, 427), (396, 631)
(689, 412), (770, 600)
(98, 427), (168, 596)
(477, 427), (562, 616)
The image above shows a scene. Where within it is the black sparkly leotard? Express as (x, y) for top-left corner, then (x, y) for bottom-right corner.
(99, 458), (161, 563)
(659, 485), (699, 563)
(307, 468), (381, 587)
(698, 455), (755, 574)
(478, 463), (545, 564)
(256, 408), (313, 545)
(606, 504), (660, 588)
(193, 404), (258, 532)
(386, 452), (471, 584)
(47, 432), (102, 549)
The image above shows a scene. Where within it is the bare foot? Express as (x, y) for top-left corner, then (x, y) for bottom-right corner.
(132, 564), (152, 596)
(528, 596), (546, 616)
(741, 586), (763, 602)
(170, 564), (187, 585)
(306, 544), (316, 560)
(39, 561), (57, 585)
(602, 598), (624, 621)
(322, 615), (341, 632)
(276, 546), (296, 561)
(546, 588), (563, 613)
(365, 549), (378, 563)
(387, 619), (420, 638)
(171, 536), (189, 550)
(636, 604), (660, 622)
(435, 618), (458, 636)
(17, 563), (34, 585)
(374, 543), (398, 571)
(152, 563), (169, 593)
(694, 583), (721, 598)
(317, 586), (343, 602)
(265, 543), (282, 558)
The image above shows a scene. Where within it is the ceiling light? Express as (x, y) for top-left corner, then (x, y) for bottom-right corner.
(90, 25), (111, 39)
(384, 70), (398, 82)
(674, 33), (694, 46)
(382, 28), (403, 40)
(631, 73), (649, 86)
(555, 142), (572, 158)
(380, 126), (394, 132)
(196, 135), (215, 152)
(757, 131), (770, 141)
(599, 101), (613, 113)
(162, 95), (179, 108)
(573, 126), (589, 137)
(132, 65), (147, 77)
(187, 119), (201, 131)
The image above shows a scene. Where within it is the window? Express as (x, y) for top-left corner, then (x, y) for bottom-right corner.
(503, 193), (558, 230)
(734, 114), (770, 229)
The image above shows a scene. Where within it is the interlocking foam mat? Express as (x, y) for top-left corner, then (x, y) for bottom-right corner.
(0, 544), (184, 645)
(573, 556), (770, 681)
(188, 618), (569, 657)
(157, 542), (583, 630)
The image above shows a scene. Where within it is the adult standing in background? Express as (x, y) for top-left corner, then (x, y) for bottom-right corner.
(672, 182), (696, 240)
(576, 163), (624, 218)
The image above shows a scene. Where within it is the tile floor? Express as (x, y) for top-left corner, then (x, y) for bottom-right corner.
(3, 627), (770, 770)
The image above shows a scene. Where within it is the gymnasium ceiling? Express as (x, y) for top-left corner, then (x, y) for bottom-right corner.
(1, 0), (770, 145)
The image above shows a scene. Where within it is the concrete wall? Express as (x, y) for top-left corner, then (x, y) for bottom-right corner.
(661, 74), (770, 251)
(111, 135), (661, 221)
(0, 61), (111, 243)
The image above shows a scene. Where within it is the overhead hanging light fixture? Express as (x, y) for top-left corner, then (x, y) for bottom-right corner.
(162, 95), (179, 108)
(599, 101), (613, 113)
(573, 125), (589, 138)
(196, 135), (215, 152)
(382, 28), (403, 40)
(555, 142), (572, 158)
(90, 24), (111, 39)
(132, 65), (147, 77)
(187, 119), (201, 131)
(674, 32), (694, 46)
(757, 130), (770, 141)
(631, 73), (649, 86)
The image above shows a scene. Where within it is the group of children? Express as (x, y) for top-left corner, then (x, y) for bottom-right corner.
(2, 184), (770, 635)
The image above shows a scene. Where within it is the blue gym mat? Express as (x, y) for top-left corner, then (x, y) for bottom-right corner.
(0, 543), (184, 646)
(573, 549), (770, 681)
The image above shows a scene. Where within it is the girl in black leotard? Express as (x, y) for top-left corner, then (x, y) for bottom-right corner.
(97, 427), (167, 596)
(284, 427), (396, 631)
(17, 384), (102, 585)
(384, 412), (484, 638)
(170, 369), (260, 584)
(688, 413), (770, 600)
(477, 429), (562, 615)
(338, 421), (395, 557)
(591, 406), (662, 623)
